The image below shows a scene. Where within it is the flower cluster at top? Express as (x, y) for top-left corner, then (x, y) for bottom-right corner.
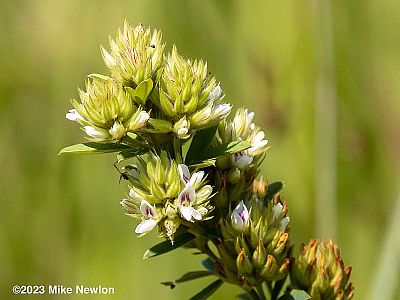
(66, 21), (231, 142)
(62, 20), (354, 300)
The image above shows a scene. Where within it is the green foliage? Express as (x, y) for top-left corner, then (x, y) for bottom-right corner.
(143, 233), (196, 259)
(189, 280), (224, 300)
(59, 142), (133, 155)
(277, 290), (310, 300)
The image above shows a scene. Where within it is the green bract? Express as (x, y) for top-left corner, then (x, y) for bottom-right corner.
(60, 21), (354, 300)
(290, 240), (355, 300)
(101, 20), (165, 87)
(120, 152), (213, 240)
(217, 179), (291, 290)
(67, 76), (149, 141)
(155, 46), (232, 139)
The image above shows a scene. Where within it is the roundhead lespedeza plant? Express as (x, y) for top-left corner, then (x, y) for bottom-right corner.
(60, 20), (355, 300)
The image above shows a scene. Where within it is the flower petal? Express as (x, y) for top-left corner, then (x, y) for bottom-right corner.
(191, 208), (202, 220)
(178, 164), (191, 184)
(189, 171), (204, 187)
(209, 84), (222, 101)
(178, 185), (196, 205)
(180, 206), (194, 221)
(135, 219), (158, 234)
(231, 212), (245, 231)
(196, 185), (213, 198)
(232, 200), (249, 224)
(271, 203), (283, 222)
(279, 217), (290, 231)
(85, 126), (107, 140)
(129, 189), (145, 201)
(231, 152), (253, 169)
(139, 200), (158, 218)
(212, 103), (231, 118)
(66, 109), (83, 121)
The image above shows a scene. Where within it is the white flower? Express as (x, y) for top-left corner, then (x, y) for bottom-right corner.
(271, 203), (284, 222)
(137, 111), (150, 127)
(279, 217), (290, 231)
(233, 109), (254, 134)
(247, 131), (269, 157)
(174, 118), (190, 140)
(177, 185), (202, 221)
(231, 151), (253, 169)
(210, 103), (231, 119)
(128, 111), (150, 131)
(209, 84), (222, 101)
(178, 164), (205, 188)
(270, 203), (290, 231)
(180, 206), (202, 221)
(231, 200), (249, 231)
(109, 122), (125, 139)
(66, 109), (84, 121)
(176, 164), (210, 221)
(135, 200), (159, 234)
(84, 126), (108, 140)
(129, 189), (143, 201)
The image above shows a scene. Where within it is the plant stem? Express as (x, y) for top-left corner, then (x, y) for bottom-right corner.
(256, 283), (267, 300)
(248, 288), (262, 300)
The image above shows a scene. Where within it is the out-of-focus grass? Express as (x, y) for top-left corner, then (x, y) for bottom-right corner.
(0, 1), (399, 299)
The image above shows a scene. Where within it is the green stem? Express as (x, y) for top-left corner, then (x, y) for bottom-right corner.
(256, 283), (267, 300)
(248, 288), (261, 300)
(265, 281), (273, 296)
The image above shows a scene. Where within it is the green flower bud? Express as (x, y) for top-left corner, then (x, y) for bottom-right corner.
(173, 117), (191, 140)
(291, 240), (355, 300)
(67, 77), (149, 141)
(252, 240), (267, 268)
(155, 46), (231, 138)
(236, 249), (253, 275)
(145, 118), (173, 134)
(121, 155), (214, 241)
(227, 167), (241, 184)
(216, 107), (269, 171)
(101, 20), (165, 87)
(216, 185), (291, 288)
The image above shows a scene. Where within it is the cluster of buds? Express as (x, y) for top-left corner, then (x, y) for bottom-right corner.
(62, 21), (355, 300)
(215, 108), (269, 184)
(101, 20), (165, 87)
(120, 151), (213, 240)
(156, 46), (231, 139)
(290, 240), (355, 300)
(216, 179), (291, 290)
(66, 76), (149, 140)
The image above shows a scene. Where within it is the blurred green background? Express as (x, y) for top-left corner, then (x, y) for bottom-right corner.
(1, 0), (399, 299)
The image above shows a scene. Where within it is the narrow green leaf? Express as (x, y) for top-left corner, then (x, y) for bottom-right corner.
(190, 140), (251, 164)
(237, 294), (253, 300)
(116, 149), (146, 162)
(189, 160), (216, 169)
(143, 232), (195, 259)
(59, 142), (131, 155)
(185, 125), (218, 164)
(189, 279), (223, 300)
(202, 258), (215, 272)
(265, 182), (284, 201)
(278, 289), (311, 300)
(161, 271), (214, 289)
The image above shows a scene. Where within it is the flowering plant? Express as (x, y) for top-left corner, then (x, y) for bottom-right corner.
(60, 20), (354, 300)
